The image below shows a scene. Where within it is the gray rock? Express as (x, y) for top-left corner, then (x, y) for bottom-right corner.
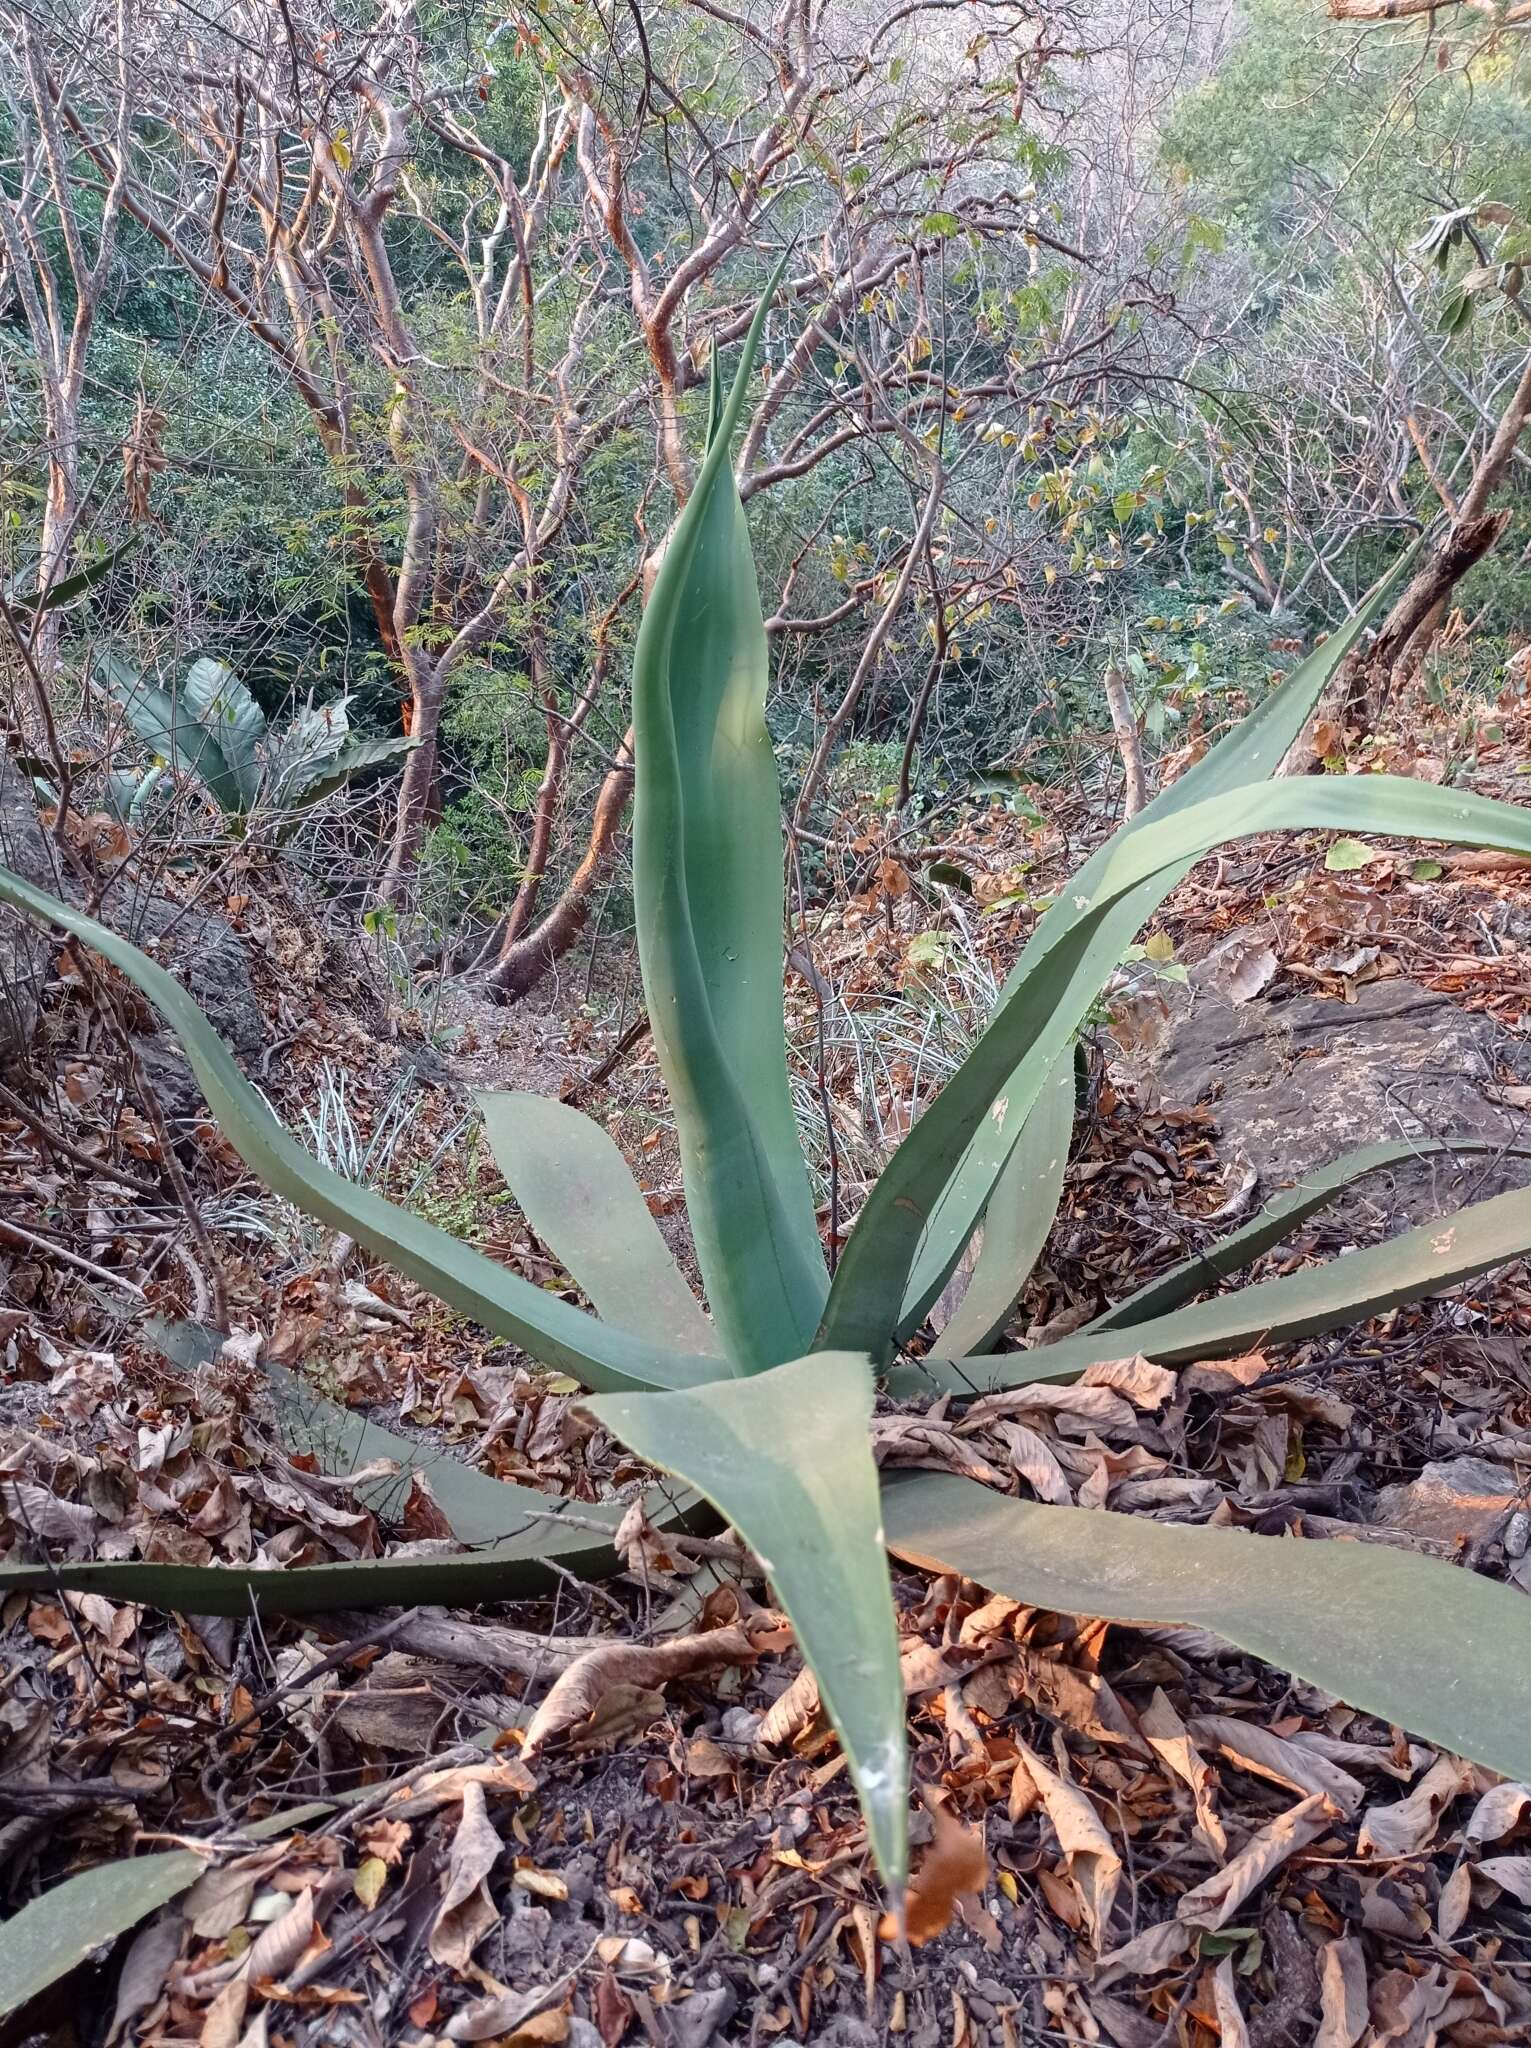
(1374, 1456), (1518, 1546)
(806, 2021), (883, 2048)
(1129, 976), (1531, 1223)
(662, 1986), (738, 2047)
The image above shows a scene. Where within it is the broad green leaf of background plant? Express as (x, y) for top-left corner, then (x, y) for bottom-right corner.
(888, 562), (1414, 1341)
(282, 732), (418, 811)
(883, 1473), (1531, 1782)
(824, 773), (1531, 1361)
(180, 656), (267, 806)
(890, 1178), (1531, 1397)
(477, 1091), (721, 1355)
(632, 273), (828, 1371)
(98, 650), (245, 813)
(0, 1804), (330, 2020)
(4, 538), (137, 618)
(586, 1353), (908, 1886)
(0, 869), (713, 1397)
(925, 1048), (1076, 1358)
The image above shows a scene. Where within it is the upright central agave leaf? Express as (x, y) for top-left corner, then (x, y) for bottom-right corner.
(632, 269), (828, 1369)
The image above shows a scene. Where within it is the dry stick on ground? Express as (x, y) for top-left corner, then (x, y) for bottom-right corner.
(0, 1076), (162, 1195)
(0, 1213), (145, 1295)
(312, 1609), (610, 1680)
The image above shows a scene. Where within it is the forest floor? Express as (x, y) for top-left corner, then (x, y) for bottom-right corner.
(4, 693), (1531, 2048)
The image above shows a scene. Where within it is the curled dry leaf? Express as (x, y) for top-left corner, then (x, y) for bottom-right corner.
(1205, 933), (1279, 1007)
(1079, 1355), (1178, 1410)
(245, 1887), (318, 1988)
(1357, 1754), (1473, 1859)
(1140, 1688), (1227, 1860)
(878, 1804), (989, 1947)
(996, 1648), (1145, 1755)
(0, 1481), (100, 1547)
(1189, 1715), (1364, 1818)
(1437, 1860), (1472, 1941)
(1013, 1740), (1121, 1949)
(1464, 1780), (1531, 1845)
(870, 1415), (1008, 1487)
(1211, 1954), (1251, 2048)
(182, 1847), (289, 1940)
(443, 1989), (565, 2044)
(428, 1781), (504, 1973)
(614, 1496), (693, 1577)
(198, 1975), (248, 2048)
(964, 1385), (1138, 1438)
(760, 1635), (985, 1748)
(984, 1420), (1073, 1505)
(388, 1756), (536, 1819)
(1476, 1856), (1531, 1904)
(1097, 1793), (1335, 1984)
(1316, 1936), (1368, 2048)
(522, 1627), (756, 1755)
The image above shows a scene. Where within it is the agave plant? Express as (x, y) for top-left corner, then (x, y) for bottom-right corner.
(99, 650), (414, 823)
(4, 280), (1531, 1974)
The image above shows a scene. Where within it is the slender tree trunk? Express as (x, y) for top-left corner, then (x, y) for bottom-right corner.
(487, 733), (634, 998)
(1282, 347), (1531, 768)
(1102, 664), (1147, 818)
(381, 670), (445, 896)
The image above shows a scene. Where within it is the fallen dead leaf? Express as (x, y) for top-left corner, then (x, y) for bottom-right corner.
(1013, 1740), (1121, 1949)
(1464, 1779), (1531, 1845)
(523, 1628), (756, 1755)
(1316, 1935), (1368, 2048)
(1357, 1755), (1472, 1858)
(1140, 1688), (1227, 1860)
(1211, 1953), (1250, 2048)
(1189, 1715), (1363, 1817)
(1097, 1793), (1335, 1984)
(1080, 1355), (1178, 1409)
(1476, 1855), (1531, 1904)
(429, 1781), (504, 1972)
(878, 1803), (989, 1946)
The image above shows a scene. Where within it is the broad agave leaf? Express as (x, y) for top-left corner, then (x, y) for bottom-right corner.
(822, 774), (1531, 1361)
(1088, 1135), (1531, 1333)
(891, 1177), (1531, 1397)
(0, 868), (714, 1396)
(0, 1801), (334, 2020)
(476, 1091), (722, 1356)
(181, 656), (267, 807)
(880, 562), (1417, 1346)
(924, 1048), (1075, 1358)
(99, 650), (244, 812)
(586, 1354), (908, 1886)
(632, 267), (829, 1370)
(883, 1472), (1531, 1782)
(0, 1338), (696, 1606)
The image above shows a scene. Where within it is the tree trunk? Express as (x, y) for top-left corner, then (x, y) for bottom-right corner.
(381, 672), (444, 898)
(1103, 664), (1147, 818)
(1355, 512), (1509, 710)
(1282, 347), (1531, 768)
(487, 733), (633, 999)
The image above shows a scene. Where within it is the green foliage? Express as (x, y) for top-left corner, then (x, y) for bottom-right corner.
(5, 292), (1531, 1947)
(99, 651), (415, 821)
